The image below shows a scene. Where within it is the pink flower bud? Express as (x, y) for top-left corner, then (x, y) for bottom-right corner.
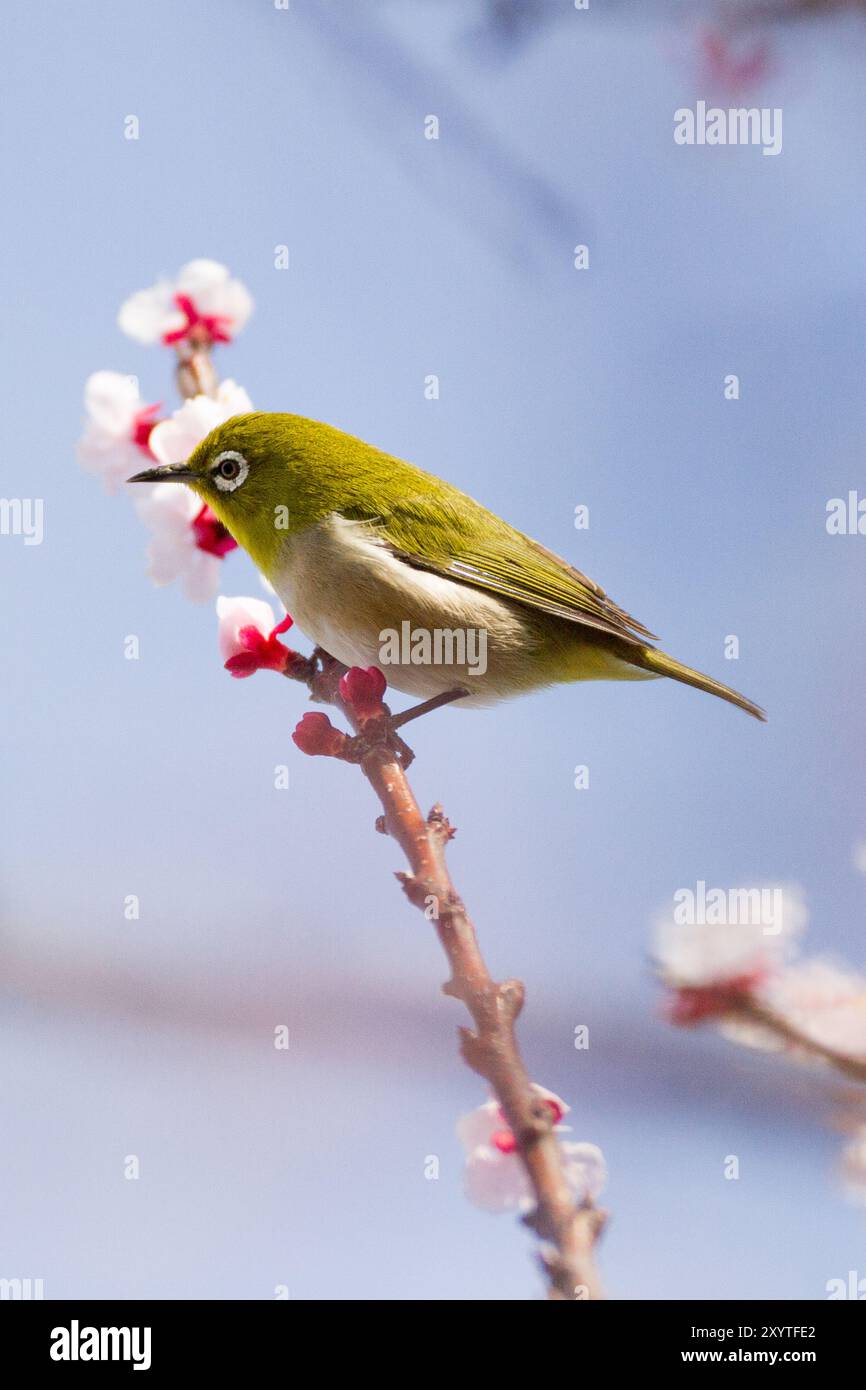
(339, 666), (387, 720)
(292, 712), (349, 759)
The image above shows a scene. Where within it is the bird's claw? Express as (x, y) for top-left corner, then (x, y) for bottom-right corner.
(343, 712), (416, 769)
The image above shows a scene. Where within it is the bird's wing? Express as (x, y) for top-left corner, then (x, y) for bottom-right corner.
(341, 489), (657, 646)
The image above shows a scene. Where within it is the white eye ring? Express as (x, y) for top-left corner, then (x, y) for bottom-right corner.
(212, 450), (249, 492)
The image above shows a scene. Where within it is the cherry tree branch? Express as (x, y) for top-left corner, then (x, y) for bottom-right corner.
(174, 336), (219, 400)
(289, 651), (607, 1300)
(667, 979), (866, 1084)
(731, 998), (866, 1083)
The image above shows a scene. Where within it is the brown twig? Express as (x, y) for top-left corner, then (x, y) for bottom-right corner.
(729, 998), (866, 1084)
(666, 972), (866, 1085)
(291, 650), (607, 1300)
(174, 334), (219, 400)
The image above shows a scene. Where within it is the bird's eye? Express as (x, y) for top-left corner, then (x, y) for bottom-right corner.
(212, 450), (249, 492)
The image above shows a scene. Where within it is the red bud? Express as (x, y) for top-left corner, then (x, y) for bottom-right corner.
(339, 666), (387, 720)
(292, 712), (349, 758)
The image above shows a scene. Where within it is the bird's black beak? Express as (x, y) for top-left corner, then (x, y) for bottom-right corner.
(127, 463), (197, 484)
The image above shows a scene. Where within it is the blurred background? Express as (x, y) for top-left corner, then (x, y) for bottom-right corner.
(2, 0), (865, 1300)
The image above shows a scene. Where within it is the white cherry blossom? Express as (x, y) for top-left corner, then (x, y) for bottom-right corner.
(457, 1086), (605, 1215)
(118, 259), (253, 346)
(77, 370), (161, 494)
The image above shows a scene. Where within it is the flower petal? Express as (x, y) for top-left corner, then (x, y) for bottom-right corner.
(83, 370), (141, 432)
(216, 595), (277, 662)
(456, 1099), (501, 1154)
(464, 1146), (532, 1215)
(654, 883), (807, 989)
(118, 281), (184, 344)
(559, 1141), (607, 1203)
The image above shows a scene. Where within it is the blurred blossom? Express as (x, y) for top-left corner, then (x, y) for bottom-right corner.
(854, 842), (866, 874)
(148, 380), (254, 466)
(77, 370), (161, 493)
(654, 884), (807, 989)
(666, 972), (768, 1027)
(118, 259), (253, 346)
(757, 960), (866, 1060)
(841, 1128), (866, 1208)
(698, 25), (772, 94)
(457, 1086), (605, 1214)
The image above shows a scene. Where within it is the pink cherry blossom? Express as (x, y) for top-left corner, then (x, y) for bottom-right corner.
(699, 27), (772, 97)
(457, 1085), (605, 1215)
(666, 971), (768, 1028)
(133, 382), (254, 602)
(77, 370), (161, 494)
(654, 884), (807, 990)
(134, 485), (230, 603)
(118, 259), (253, 347)
(656, 885), (808, 1032)
(216, 596), (295, 678)
(755, 959), (866, 1062)
(147, 380), (254, 467)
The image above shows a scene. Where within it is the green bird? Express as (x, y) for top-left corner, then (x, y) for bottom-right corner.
(129, 412), (764, 720)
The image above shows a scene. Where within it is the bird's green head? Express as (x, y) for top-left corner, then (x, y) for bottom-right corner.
(128, 411), (317, 572)
(129, 409), (409, 575)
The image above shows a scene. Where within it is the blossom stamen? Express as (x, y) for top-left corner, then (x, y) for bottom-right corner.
(163, 293), (233, 347)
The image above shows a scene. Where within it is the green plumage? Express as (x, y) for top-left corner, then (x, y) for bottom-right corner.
(145, 412), (765, 720)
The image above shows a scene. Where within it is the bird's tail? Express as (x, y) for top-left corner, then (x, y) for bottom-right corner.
(633, 645), (766, 721)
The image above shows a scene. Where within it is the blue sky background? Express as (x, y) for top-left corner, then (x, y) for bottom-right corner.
(1, 0), (865, 1299)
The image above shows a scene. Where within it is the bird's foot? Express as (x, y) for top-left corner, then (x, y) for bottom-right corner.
(389, 686), (470, 730)
(343, 710), (417, 769)
(341, 688), (469, 768)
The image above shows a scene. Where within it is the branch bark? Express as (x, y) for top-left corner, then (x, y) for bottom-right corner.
(729, 998), (866, 1084)
(174, 337), (219, 400)
(291, 651), (607, 1301)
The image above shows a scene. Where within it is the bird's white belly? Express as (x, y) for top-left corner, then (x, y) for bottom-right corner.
(270, 514), (543, 707)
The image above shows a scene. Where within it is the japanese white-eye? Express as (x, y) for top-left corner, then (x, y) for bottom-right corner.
(129, 412), (764, 719)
